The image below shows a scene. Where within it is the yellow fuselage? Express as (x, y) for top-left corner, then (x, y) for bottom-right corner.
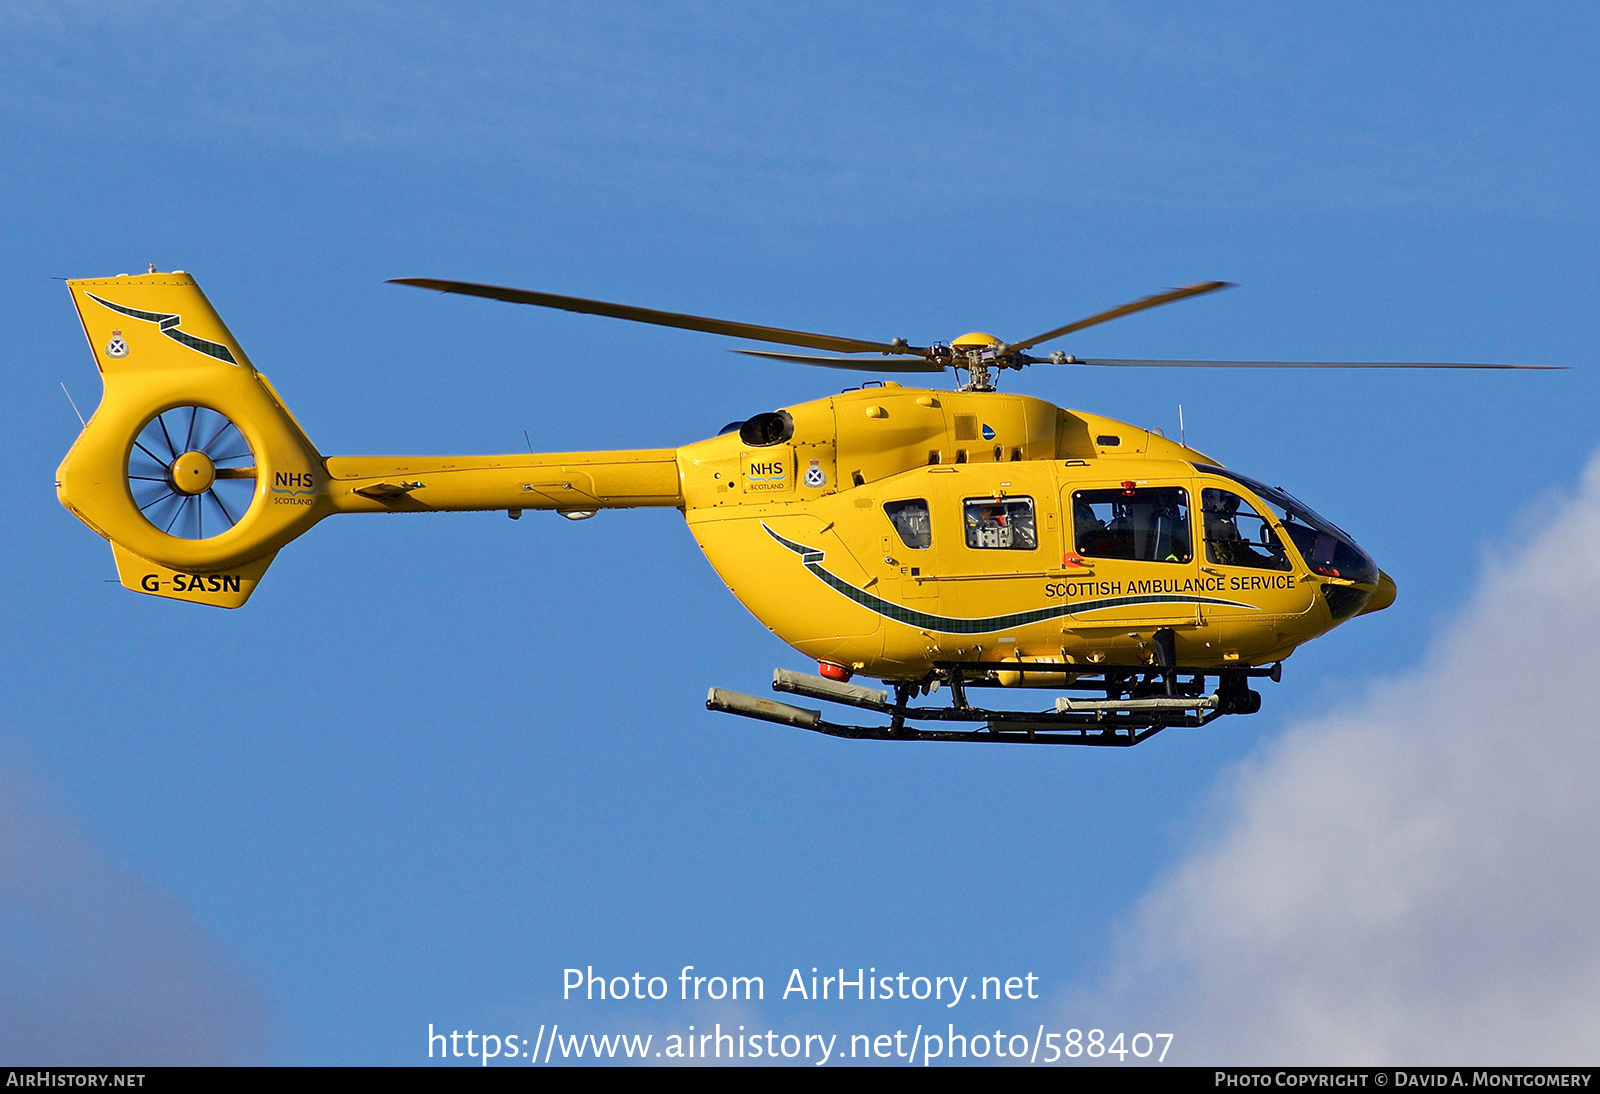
(674, 385), (1388, 679)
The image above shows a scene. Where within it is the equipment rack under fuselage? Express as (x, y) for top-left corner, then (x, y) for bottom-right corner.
(706, 661), (1282, 747)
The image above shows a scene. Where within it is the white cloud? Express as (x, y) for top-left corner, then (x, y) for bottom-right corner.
(1097, 452), (1600, 1064)
(0, 757), (268, 1064)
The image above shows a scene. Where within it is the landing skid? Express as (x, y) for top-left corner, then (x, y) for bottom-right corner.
(707, 661), (1281, 746)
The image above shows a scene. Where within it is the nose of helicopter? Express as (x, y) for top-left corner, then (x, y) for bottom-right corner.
(1359, 569), (1397, 615)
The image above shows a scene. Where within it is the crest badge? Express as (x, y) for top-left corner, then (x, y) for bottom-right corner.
(105, 330), (129, 358)
(804, 459), (827, 488)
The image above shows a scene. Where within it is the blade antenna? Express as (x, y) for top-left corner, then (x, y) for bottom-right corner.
(60, 383), (85, 427)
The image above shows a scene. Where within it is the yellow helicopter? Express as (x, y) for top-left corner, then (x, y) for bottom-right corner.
(55, 270), (1549, 746)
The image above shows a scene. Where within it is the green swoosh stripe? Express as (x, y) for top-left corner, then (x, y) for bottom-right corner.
(86, 292), (239, 364)
(762, 524), (1257, 635)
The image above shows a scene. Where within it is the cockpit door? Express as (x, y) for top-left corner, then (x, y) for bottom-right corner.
(1193, 478), (1316, 629)
(1060, 477), (1206, 642)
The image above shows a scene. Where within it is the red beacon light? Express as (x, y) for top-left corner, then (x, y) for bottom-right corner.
(818, 662), (853, 682)
(1120, 480), (1137, 497)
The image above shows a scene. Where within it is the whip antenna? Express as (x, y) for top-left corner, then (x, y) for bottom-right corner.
(60, 382), (85, 427)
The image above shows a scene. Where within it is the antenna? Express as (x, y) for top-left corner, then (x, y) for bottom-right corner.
(523, 429), (533, 454)
(60, 382), (86, 427)
(1178, 404), (1185, 446)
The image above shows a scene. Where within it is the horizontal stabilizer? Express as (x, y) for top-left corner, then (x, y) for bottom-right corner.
(352, 481), (423, 499)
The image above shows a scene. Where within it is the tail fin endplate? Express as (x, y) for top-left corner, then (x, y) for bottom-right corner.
(58, 272), (326, 607)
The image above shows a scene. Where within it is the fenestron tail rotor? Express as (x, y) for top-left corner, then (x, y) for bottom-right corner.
(127, 405), (256, 540)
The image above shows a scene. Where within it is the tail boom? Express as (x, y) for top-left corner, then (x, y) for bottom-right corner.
(322, 450), (682, 514)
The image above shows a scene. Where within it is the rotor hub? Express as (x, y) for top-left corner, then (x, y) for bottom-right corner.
(168, 450), (217, 495)
(950, 332), (1002, 350)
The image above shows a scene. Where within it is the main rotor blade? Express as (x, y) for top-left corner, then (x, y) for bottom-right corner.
(733, 348), (948, 373)
(392, 278), (925, 357)
(1007, 281), (1233, 352)
(1054, 358), (1560, 370)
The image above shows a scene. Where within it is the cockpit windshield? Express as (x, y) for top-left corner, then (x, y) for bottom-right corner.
(1192, 464), (1378, 585)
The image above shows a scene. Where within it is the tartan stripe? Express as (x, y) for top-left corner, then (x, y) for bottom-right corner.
(762, 524), (1255, 635)
(86, 292), (239, 364)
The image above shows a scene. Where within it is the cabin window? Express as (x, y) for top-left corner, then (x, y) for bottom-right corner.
(1073, 486), (1192, 564)
(963, 497), (1037, 550)
(883, 499), (932, 549)
(1201, 489), (1291, 571)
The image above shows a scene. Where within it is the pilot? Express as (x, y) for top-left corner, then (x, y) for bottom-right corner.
(1204, 491), (1267, 567)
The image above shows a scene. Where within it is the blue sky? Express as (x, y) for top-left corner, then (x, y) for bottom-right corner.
(2, 2), (1597, 1065)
